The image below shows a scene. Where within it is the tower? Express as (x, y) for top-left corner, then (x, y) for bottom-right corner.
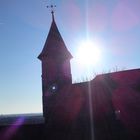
(38, 9), (73, 118)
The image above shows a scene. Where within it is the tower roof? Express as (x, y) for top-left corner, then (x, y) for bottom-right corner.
(38, 15), (73, 60)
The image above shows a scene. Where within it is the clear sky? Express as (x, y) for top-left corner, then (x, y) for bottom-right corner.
(0, 0), (140, 114)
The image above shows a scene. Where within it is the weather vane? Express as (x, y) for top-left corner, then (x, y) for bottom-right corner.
(47, 4), (56, 20)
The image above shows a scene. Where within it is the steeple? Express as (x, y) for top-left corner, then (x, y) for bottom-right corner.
(38, 13), (72, 60)
(38, 8), (73, 117)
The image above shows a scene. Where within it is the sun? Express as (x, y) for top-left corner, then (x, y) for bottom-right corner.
(75, 40), (102, 67)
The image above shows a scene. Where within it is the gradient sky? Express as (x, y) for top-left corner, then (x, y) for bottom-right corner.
(0, 0), (140, 114)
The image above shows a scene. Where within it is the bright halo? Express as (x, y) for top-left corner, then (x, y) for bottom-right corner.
(76, 40), (101, 66)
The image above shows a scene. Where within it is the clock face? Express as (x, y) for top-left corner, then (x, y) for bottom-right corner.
(49, 83), (58, 93)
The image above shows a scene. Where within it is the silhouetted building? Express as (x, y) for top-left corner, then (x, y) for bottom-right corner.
(38, 12), (140, 140)
(38, 12), (72, 118)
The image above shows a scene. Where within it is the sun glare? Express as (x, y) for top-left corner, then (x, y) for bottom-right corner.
(76, 40), (102, 67)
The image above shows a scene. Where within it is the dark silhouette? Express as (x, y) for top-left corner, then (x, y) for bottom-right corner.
(1, 8), (140, 140)
(37, 9), (140, 140)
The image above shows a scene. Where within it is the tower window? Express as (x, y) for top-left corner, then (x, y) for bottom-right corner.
(49, 83), (58, 93)
(52, 85), (56, 90)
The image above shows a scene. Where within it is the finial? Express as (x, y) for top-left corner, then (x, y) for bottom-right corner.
(47, 4), (56, 21)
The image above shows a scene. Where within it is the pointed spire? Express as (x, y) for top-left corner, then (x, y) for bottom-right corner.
(38, 5), (73, 60)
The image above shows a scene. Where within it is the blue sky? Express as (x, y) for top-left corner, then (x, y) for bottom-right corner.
(0, 0), (140, 114)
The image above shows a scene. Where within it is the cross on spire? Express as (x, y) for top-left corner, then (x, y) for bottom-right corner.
(47, 4), (56, 21)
